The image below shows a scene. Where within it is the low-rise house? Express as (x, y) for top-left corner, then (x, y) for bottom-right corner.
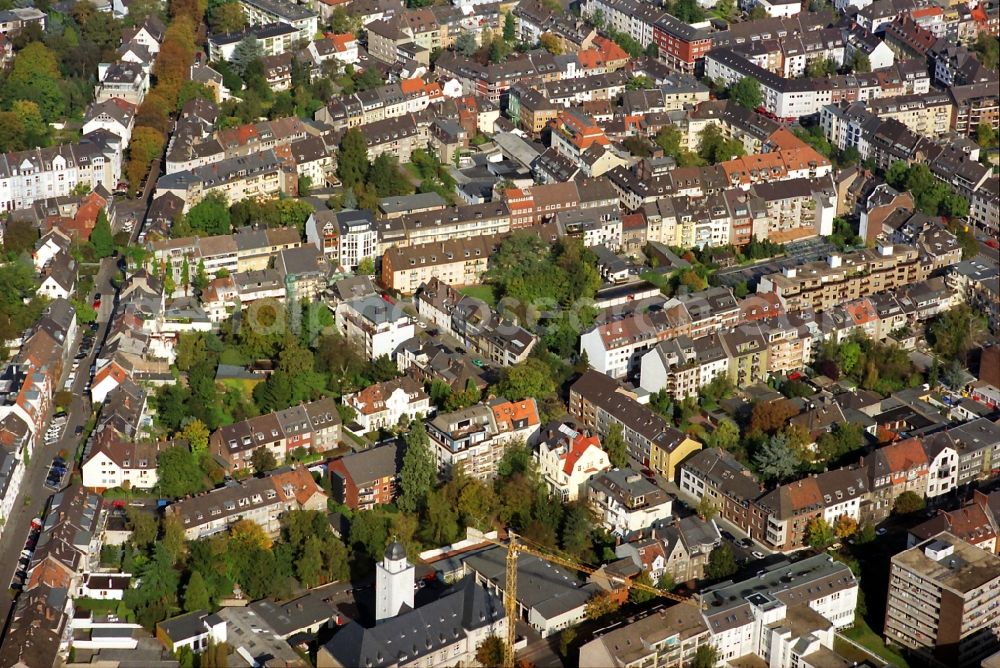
(94, 61), (149, 105)
(81, 440), (161, 491)
(535, 423), (611, 502)
(329, 441), (402, 511)
(587, 467), (673, 536)
(342, 376), (430, 433)
(156, 611), (227, 654)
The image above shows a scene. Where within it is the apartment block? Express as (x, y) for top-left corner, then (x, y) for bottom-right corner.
(427, 398), (540, 479)
(569, 370), (701, 480)
(758, 243), (924, 313)
(885, 533), (1000, 667)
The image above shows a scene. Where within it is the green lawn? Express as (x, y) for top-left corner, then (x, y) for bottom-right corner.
(838, 619), (910, 667)
(639, 270), (671, 293)
(459, 285), (497, 307)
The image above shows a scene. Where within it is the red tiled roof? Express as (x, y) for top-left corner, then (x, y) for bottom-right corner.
(562, 433), (601, 475)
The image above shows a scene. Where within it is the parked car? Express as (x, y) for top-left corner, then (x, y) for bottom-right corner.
(751, 551), (765, 560)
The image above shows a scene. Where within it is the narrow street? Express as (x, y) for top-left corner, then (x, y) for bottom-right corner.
(0, 153), (159, 633)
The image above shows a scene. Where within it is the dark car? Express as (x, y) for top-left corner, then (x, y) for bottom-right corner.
(721, 530), (736, 542)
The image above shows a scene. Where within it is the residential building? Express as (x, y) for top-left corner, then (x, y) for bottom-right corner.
(569, 370), (702, 479)
(210, 397), (341, 473)
(81, 440), (160, 491)
(859, 436), (928, 523)
(578, 604), (711, 668)
(587, 467), (674, 536)
(535, 423), (611, 502)
(750, 467), (869, 552)
(700, 554), (858, 664)
(679, 448), (762, 532)
(427, 398), (540, 480)
(343, 376), (430, 433)
(885, 533), (1000, 667)
(164, 466), (328, 540)
(329, 441), (402, 511)
(335, 294), (416, 361)
(758, 243), (924, 313)
(238, 0), (318, 42)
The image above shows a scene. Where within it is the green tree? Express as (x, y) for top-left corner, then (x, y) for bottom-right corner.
(693, 644), (720, 668)
(973, 33), (999, 70)
(705, 544), (737, 580)
(475, 635), (507, 668)
(126, 507), (158, 549)
(185, 192), (231, 236)
(584, 590), (620, 620)
(367, 153), (412, 197)
(752, 433), (799, 483)
(180, 419), (210, 453)
(502, 11), (515, 41)
(193, 259), (209, 292)
(157, 445), (207, 498)
(455, 31), (478, 56)
(398, 420), (436, 513)
(230, 35), (262, 78)
(184, 571), (211, 612)
(209, 0), (246, 33)
(628, 571), (657, 604)
(893, 491), (925, 515)
(928, 304), (987, 363)
(729, 77), (763, 110)
(181, 256), (191, 295)
(495, 358), (556, 401)
(850, 51), (871, 73)
(707, 418), (739, 452)
(90, 209), (114, 258)
(297, 535), (325, 587)
(337, 128), (369, 189)
(697, 495), (718, 521)
(672, 0), (705, 21)
(603, 423), (628, 469)
(806, 517), (834, 550)
(71, 299), (98, 325)
(424, 487), (461, 544)
(250, 446), (278, 473)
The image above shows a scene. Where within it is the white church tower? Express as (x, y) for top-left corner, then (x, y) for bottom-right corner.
(375, 541), (414, 621)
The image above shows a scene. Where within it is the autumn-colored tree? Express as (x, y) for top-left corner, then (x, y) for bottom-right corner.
(230, 519), (273, 550)
(135, 94), (173, 135)
(181, 419), (210, 453)
(834, 514), (858, 539)
(475, 636), (507, 668)
(584, 591), (620, 620)
(539, 33), (563, 54)
(749, 398), (798, 435)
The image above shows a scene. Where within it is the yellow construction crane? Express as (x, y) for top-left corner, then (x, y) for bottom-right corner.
(497, 532), (701, 668)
